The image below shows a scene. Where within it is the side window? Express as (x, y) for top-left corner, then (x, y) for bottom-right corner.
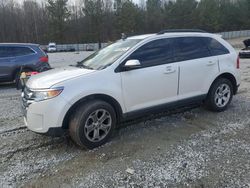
(127, 38), (175, 67)
(203, 37), (230, 56)
(0, 47), (13, 58)
(12, 47), (35, 56)
(174, 37), (211, 61)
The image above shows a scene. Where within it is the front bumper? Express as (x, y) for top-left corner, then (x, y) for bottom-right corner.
(21, 91), (71, 134)
(235, 84), (240, 95)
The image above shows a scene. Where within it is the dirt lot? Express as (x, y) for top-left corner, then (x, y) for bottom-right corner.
(1, 47), (250, 187)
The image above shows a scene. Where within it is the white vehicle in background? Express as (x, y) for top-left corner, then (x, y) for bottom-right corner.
(47, 42), (57, 52)
(22, 29), (241, 149)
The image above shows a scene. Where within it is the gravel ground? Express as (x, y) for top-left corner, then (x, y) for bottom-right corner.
(48, 51), (93, 68)
(0, 44), (250, 187)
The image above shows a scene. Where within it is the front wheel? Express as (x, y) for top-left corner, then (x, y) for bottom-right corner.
(205, 78), (233, 112)
(69, 100), (116, 149)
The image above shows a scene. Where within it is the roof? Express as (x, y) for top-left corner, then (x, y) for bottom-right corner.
(127, 32), (216, 41)
(0, 43), (39, 47)
(128, 34), (155, 40)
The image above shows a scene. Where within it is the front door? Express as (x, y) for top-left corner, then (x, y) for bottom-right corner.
(0, 46), (16, 80)
(119, 38), (179, 113)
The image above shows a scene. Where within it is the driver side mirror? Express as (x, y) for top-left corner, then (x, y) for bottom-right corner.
(123, 59), (141, 71)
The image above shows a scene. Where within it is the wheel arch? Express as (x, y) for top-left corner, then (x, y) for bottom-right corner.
(62, 94), (123, 129)
(210, 72), (238, 95)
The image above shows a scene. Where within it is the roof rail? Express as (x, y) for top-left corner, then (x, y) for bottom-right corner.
(157, 29), (207, 35)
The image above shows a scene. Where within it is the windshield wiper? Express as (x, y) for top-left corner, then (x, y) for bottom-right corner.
(76, 62), (94, 70)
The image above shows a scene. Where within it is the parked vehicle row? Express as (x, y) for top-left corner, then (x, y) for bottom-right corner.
(21, 30), (241, 149)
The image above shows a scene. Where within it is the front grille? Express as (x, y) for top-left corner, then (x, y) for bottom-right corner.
(22, 96), (29, 108)
(22, 87), (34, 108)
(23, 87), (33, 100)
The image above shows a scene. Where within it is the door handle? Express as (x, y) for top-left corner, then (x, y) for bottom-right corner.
(207, 61), (216, 66)
(164, 66), (176, 74)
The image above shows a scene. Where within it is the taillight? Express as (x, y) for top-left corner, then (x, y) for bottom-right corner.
(39, 56), (48, 63)
(237, 56), (240, 69)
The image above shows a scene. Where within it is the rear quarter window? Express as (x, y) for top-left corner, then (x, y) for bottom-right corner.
(0, 47), (13, 58)
(203, 37), (230, 56)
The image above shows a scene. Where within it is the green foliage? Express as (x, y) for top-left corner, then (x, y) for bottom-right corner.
(1, 0), (250, 44)
(146, 0), (163, 32)
(115, 0), (141, 34)
(196, 0), (221, 32)
(46, 0), (70, 42)
(164, 0), (198, 30)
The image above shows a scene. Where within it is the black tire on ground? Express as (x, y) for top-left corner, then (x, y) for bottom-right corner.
(15, 69), (32, 90)
(15, 71), (22, 90)
(69, 100), (116, 149)
(205, 78), (233, 112)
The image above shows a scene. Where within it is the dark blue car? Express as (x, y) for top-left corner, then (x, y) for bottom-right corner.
(0, 43), (51, 86)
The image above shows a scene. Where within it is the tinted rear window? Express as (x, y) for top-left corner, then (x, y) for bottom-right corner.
(174, 37), (211, 61)
(202, 37), (230, 56)
(12, 47), (35, 56)
(0, 46), (35, 58)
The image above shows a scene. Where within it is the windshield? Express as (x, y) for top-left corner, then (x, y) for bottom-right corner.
(77, 39), (142, 70)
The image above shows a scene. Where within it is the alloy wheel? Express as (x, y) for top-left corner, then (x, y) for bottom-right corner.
(84, 109), (112, 142)
(214, 83), (231, 108)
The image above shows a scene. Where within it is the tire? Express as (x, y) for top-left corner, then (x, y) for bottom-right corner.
(205, 78), (233, 112)
(69, 100), (116, 149)
(15, 71), (22, 90)
(15, 69), (32, 90)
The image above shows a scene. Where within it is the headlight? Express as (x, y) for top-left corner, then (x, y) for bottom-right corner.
(28, 87), (64, 102)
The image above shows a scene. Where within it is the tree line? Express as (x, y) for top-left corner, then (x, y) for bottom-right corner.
(0, 0), (250, 45)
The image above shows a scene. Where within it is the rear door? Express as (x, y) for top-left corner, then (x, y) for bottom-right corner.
(0, 46), (16, 81)
(202, 37), (232, 73)
(174, 37), (220, 99)
(12, 46), (37, 67)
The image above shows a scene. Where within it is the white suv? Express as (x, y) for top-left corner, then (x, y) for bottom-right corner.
(22, 30), (241, 149)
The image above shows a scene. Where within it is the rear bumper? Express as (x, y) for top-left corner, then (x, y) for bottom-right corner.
(35, 62), (51, 72)
(239, 52), (250, 58)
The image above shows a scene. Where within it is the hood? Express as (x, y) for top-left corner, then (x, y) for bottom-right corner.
(26, 66), (96, 89)
(243, 39), (250, 48)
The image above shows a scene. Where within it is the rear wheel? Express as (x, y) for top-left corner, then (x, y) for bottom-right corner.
(205, 78), (233, 112)
(69, 100), (116, 149)
(15, 71), (22, 90)
(14, 68), (32, 90)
